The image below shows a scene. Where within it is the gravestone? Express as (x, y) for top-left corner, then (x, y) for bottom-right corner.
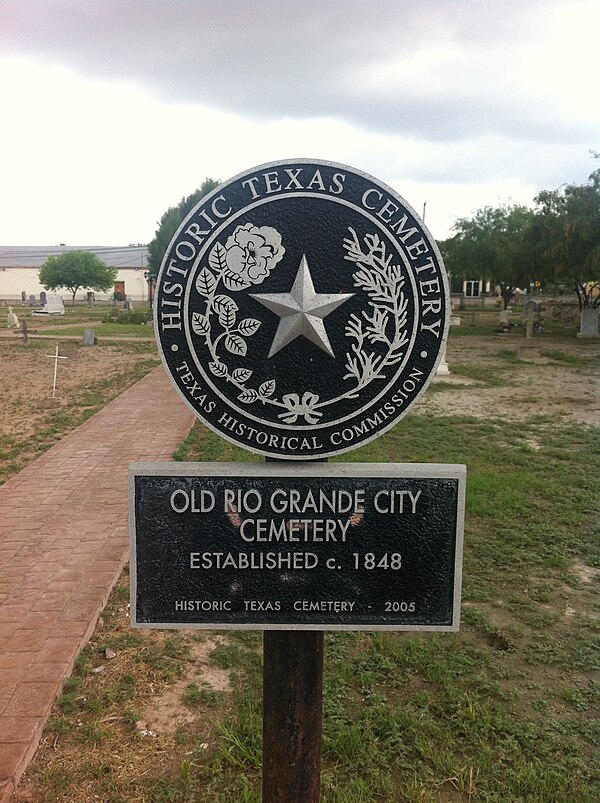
(577, 308), (599, 338)
(6, 306), (19, 328)
(87, 291), (95, 307)
(549, 301), (562, 321)
(28, 294), (36, 307)
(436, 351), (450, 375)
(522, 299), (538, 338)
(21, 290), (27, 304)
(562, 306), (578, 328)
(40, 290), (47, 306)
(32, 294), (65, 316)
(436, 316), (461, 375)
(497, 309), (511, 333)
(83, 329), (97, 346)
(46, 295), (65, 314)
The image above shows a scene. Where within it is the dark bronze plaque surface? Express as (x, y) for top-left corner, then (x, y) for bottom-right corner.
(154, 159), (449, 459)
(129, 462), (465, 631)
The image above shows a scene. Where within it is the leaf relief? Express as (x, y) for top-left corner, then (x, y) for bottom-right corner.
(225, 334), (247, 356)
(196, 267), (217, 297)
(191, 313), (210, 336)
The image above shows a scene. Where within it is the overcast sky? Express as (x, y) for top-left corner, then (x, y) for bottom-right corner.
(1, 0), (599, 246)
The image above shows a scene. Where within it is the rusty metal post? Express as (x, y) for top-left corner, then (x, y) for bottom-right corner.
(262, 629), (324, 802)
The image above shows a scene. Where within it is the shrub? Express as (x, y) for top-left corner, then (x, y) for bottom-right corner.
(102, 309), (152, 325)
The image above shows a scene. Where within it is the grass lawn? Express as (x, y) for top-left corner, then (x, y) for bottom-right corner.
(1, 303), (154, 338)
(3, 304), (107, 325)
(37, 322), (155, 338)
(450, 307), (579, 339)
(8, 317), (599, 802)
(18, 407), (600, 802)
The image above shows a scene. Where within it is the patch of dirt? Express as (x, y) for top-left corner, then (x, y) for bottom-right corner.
(421, 336), (600, 425)
(0, 339), (159, 482)
(1, 333), (598, 465)
(0, 340), (157, 436)
(139, 635), (231, 735)
(571, 560), (599, 585)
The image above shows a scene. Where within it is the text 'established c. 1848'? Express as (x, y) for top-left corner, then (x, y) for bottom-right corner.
(129, 462), (465, 631)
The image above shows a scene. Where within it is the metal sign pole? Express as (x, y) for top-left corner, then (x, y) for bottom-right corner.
(262, 630), (324, 802)
(262, 455), (325, 802)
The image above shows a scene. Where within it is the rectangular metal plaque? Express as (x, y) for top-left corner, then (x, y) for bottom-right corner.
(129, 462), (465, 631)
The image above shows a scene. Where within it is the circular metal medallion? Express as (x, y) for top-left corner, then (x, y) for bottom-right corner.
(155, 159), (449, 460)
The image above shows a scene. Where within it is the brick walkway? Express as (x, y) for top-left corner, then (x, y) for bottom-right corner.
(0, 367), (194, 802)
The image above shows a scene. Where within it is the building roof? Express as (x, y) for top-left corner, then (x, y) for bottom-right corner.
(0, 246), (148, 269)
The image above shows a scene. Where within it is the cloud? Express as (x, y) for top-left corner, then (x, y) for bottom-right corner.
(1, 1), (598, 245)
(2, 0), (598, 145)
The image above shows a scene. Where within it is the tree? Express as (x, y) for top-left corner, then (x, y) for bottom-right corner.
(531, 170), (600, 310)
(39, 251), (117, 305)
(440, 203), (538, 308)
(147, 178), (220, 277)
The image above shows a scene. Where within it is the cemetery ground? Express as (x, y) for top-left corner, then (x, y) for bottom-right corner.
(3, 308), (599, 802)
(0, 338), (159, 485)
(0, 303), (159, 485)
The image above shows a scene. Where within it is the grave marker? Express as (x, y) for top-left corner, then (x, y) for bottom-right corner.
(46, 295), (65, 315)
(436, 316), (461, 376)
(46, 345), (67, 398)
(577, 307), (599, 338)
(6, 306), (19, 329)
(33, 294), (65, 316)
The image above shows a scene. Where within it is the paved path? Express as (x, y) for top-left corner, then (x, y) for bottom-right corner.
(0, 367), (194, 802)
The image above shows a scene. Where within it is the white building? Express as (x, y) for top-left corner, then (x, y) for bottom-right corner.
(0, 245), (151, 303)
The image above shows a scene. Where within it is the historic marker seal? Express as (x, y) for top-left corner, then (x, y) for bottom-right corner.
(155, 159), (450, 459)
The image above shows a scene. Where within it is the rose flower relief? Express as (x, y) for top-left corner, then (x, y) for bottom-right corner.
(191, 222), (292, 411)
(223, 223), (285, 285)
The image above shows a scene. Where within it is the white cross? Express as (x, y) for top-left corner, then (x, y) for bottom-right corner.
(46, 345), (67, 398)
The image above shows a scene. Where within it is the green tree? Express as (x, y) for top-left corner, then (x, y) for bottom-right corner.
(531, 170), (600, 310)
(39, 251), (117, 305)
(147, 178), (220, 277)
(440, 203), (538, 308)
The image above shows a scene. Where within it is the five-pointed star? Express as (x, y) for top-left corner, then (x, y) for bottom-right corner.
(250, 254), (353, 358)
